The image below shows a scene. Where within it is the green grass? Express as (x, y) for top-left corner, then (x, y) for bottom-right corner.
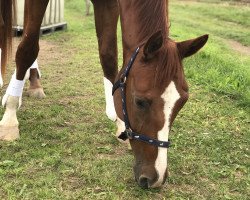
(0, 0), (249, 199)
(171, 1), (250, 45)
(170, 0), (250, 106)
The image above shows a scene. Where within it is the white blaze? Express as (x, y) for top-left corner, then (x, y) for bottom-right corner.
(152, 81), (180, 188)
(103, 77), (117, 121)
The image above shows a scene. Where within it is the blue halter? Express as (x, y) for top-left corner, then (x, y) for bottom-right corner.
(112, 47), (170, 148)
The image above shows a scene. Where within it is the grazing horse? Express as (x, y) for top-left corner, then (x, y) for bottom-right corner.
(0, 0), (208, 188)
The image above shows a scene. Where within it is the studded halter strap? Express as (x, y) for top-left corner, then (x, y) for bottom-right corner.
(112, 47), (170, 148)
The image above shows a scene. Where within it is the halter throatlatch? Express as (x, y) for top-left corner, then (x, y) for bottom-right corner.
(112, 47), (170, 148)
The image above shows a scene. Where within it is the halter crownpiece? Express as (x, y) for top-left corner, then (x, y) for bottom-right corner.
(112, 47), (171, 148)
(112, 47), (140, 95)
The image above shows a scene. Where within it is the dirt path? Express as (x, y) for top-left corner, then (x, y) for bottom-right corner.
(227, 40), (250, 56)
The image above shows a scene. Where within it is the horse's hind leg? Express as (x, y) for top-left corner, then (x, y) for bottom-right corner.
(0, 0), (49, 141)
(92, 0), (119, 121)
(27, 59), (46, 98)
(21, 3), (45, 99)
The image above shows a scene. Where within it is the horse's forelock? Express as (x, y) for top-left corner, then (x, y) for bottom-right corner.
(154, 41), (180, 88)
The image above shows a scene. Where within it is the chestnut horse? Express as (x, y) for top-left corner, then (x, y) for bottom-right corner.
(0, 0), (208, 188)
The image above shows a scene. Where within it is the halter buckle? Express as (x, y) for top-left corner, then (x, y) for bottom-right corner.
(118, 128), (133, 141)
(125, 128), (133, 139)
(120, 76), (127, 84)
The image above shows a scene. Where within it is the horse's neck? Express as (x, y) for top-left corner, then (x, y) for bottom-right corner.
(119, 0), (169, 58)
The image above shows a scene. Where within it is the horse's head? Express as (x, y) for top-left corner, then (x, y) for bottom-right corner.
(114, 31), (208, 188)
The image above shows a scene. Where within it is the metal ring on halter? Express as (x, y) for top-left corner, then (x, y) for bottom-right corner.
(125, 128), (133, 139)
(121, 76), (127, 84)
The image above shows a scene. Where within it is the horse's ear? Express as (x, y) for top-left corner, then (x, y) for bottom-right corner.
(143, 30), (163, 59)
(177, 34), (208, 58)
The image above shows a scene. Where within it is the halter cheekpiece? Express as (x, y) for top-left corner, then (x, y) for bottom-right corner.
(112, 47), (171, 148)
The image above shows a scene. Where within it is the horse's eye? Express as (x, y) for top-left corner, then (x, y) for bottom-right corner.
(135, 98), (151, 110)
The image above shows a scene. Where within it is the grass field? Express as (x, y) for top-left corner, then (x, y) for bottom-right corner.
(0, 0), (249, 199)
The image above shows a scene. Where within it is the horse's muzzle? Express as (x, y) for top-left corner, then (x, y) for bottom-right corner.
(134, 163), (167, 188)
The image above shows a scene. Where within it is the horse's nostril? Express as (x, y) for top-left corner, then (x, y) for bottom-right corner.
(139, 176), (149, 189)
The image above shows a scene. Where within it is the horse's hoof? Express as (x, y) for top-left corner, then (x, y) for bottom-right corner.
(0, 126), (20, 141)
(27, 88), (46, 99)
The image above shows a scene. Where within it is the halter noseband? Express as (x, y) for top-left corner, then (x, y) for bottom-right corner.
(112, 47), (170, 148)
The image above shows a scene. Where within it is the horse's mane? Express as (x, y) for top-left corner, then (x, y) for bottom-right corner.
(134, 0), (169, 43)
(134, 0), (179, 87)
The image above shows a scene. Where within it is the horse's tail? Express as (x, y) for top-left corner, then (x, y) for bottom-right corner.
(0, 0), (16, 76)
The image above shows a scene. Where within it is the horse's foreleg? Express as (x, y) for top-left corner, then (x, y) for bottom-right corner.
(92, 0), (119, 121)
(27, 59), (45, 98)
(0, 0), (49, 141)
(0, 70), (29, 141)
